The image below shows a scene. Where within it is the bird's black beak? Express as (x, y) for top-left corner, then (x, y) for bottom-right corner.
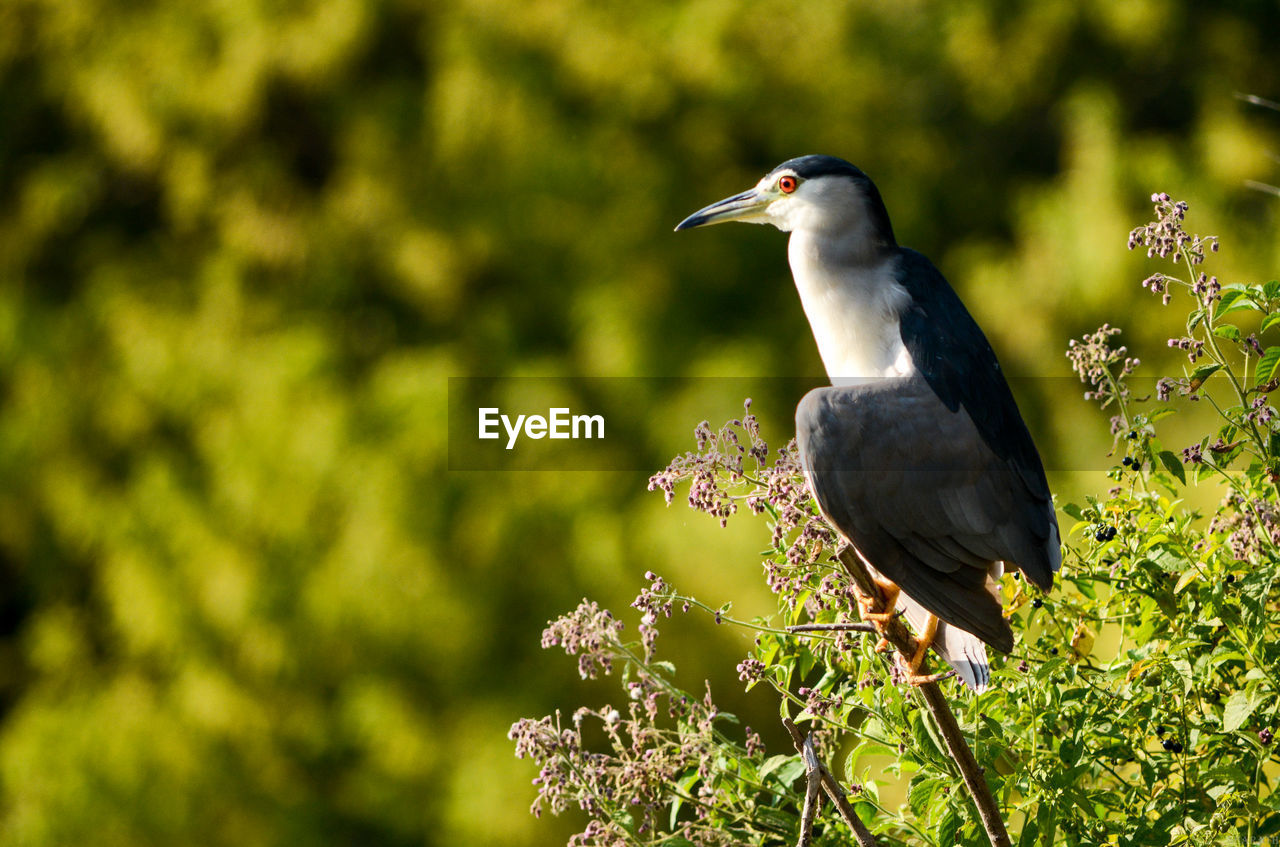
(675, 187), (772, 231)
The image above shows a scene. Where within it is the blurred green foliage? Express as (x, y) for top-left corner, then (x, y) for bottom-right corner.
(0, 0), (1276, 844)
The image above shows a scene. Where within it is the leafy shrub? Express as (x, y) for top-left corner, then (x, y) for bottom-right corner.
(511, 195), (1280, 846)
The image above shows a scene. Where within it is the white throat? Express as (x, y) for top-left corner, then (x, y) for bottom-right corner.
(787, 233), (915, 385)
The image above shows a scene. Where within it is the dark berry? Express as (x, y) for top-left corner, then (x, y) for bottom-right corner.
(1161, 739), (1174, 751)
(1156, 726), (1165, 736)
(1260, 729), (1274, 745)
(1225, 574), (1236, 584)
(1171, 742), (1183, 754)
(1050, 648), (1059, 656)
(1032, 598), (1043, 609)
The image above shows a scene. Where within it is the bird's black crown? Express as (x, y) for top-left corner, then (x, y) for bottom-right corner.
(769, 155), (869, 182)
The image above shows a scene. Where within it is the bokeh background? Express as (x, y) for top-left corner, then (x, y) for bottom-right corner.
(1, 0), (1278, 844)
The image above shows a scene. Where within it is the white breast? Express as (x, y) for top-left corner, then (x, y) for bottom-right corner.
(787, 234), (915, 385)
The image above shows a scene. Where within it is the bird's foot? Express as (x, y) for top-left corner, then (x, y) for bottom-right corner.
(854, 578), (900, 623)
(900, 667), (956, 686)
(894, 613), (950, 686)
(854, 579), (901, 653)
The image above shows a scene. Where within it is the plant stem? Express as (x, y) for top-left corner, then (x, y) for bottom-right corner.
(667, 593), (806, 635)
(1184, 244), (1269, 454)
(783, 718), (879, 847)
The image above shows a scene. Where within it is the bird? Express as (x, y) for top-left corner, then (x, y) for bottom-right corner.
(675, 155), (1060, 691)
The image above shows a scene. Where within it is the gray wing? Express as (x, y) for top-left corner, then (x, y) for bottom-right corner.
(796, 377), (1060, 653)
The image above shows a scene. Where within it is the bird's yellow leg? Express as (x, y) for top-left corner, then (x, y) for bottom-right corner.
(900, 613), (952, 685)
(855, 578), (900, 623)
(852, 577), (901, 652)
(908, 613), (939, 673)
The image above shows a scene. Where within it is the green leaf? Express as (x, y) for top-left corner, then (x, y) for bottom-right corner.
(1190, 363), (1222, 385)
(937, 807), (960, 846)
(1215, 287), (1259, 319)
(758, 753), (796, 782)
(979, 714), (1005, 740)
(1213, 323), (1242, 343)
(1037, 800), (1058, 846)
(1224, 690), (1258, 732)
(1264, 279), (1280, 302)
(908, 775), (939, 817)
(651, 660), (677, 677)
(1215, 287), (1246, 312)
(1062, 502), (1085, 521)
(851, 741), (894, 760)
(1220, 300), (1261, 319)
(909, 711), (946, 763)
(753, 807), (798, 835)
(1257, 346), (1280, 384)
(1262, 311), (1280, 334)
(1157, 450), (1186, 484)
(1170, 657), (1193, 694)
(670, 770), (700, 830)
(797, 645), (816, 679)
(1202, 762), (1251, 784)
(1059, 737), (1080, 767)
(1038, 656), (1067, 679)
(1188, 309), (1205, 333)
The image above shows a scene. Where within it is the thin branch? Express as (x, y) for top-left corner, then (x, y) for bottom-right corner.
(1235, 92), (1280, 112)
(834, 546), (1011, 847)
(797, 736), (821, 847)
(783, 717), (878, 847)
(788, 622), (879, 634)
(1244, 180), (1280, 198)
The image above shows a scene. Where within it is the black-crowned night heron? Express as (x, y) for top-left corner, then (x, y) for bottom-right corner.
(676, 155), (1061, 691)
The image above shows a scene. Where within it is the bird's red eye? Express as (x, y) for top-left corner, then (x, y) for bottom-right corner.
(778, 175), (798, 194)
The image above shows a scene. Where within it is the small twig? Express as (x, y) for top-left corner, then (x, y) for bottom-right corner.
(835, 546), (1011, 847)
(1244, 180), (1280, 198)
(788, 622), (878, 634)
(1235, 92), (1280, 112)
(783, 718), (878, 847)
(797, 737), (821, 847)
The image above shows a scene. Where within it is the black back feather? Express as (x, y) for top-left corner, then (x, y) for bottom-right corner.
(894, 248), (1050, 498)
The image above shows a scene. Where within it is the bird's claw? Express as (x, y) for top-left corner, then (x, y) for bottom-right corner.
(900, 667), (955, 687)
(854, 578), (901, 624)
